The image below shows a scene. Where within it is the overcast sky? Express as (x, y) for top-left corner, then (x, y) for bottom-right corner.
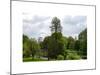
(23, 14), (86, 40)
(14, 2), (88, 40)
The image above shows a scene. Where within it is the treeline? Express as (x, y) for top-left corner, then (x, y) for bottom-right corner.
(23, 17), (87, 61)
(42, 29), (87, 60)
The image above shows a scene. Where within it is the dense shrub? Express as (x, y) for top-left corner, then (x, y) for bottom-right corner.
(57, 55), (64, 60)
(66, 52), (81, 60)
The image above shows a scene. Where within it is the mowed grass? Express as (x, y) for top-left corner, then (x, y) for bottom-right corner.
(23, 57), (48, 62)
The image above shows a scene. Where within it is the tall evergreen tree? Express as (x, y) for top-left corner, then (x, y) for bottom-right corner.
(50, 17), (62, 33)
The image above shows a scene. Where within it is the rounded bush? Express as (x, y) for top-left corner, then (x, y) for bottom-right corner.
(66, 52), (81, 60)
(57, 55), (64, 60)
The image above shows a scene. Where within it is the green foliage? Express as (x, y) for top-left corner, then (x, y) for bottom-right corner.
(78, 28), (87, 56)
(43, 32), (65, 59)
(30, 38), (40, 59)
(23, 35), (31, 58)
(23, 57), (48, 62)
(50, 17), (62, 33)
(42, 36), (51, 50)
(23, 17), (87, 62)
(57, 55), (64, 60)
(51, 32), (62, 39)
(42, 17), (65, 59)
(23, 35), (40, 59)
(67, 36), (75, 50)
(66, 52), (81, 60)
(74, 40), (80, 51)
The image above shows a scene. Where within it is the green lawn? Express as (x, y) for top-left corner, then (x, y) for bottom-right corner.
(23, 57), (48, 62)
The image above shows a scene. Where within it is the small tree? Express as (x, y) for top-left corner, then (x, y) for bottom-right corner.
(29, 38), (40, 59)
(23, 35), (31, 58)
(67, 36), (75, 50)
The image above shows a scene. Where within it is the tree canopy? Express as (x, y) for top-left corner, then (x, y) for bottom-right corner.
(23, 17), (87, 62)
(50, 17), (62, 33)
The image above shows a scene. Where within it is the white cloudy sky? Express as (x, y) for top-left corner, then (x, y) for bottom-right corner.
(20, 2), (87, 40)
(23, 14), (86, 40)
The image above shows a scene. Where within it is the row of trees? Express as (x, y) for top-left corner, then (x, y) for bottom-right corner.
(23, 17), (87, 61)
(41, 29), (87, 60)
(23, 35), (40, 59)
